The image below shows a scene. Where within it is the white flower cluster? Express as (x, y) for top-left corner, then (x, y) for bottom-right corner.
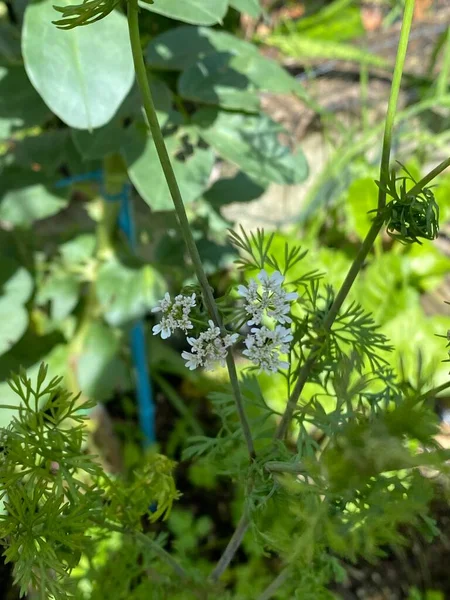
(243, 325), (293, 373)
(153, 270), (297, 374)
(238, 269), (298, 326)
(152, 294), (237, 371)
(152, 292), (196, 339)
(239, 270), (297, 374)
(182, 321), (238, 371)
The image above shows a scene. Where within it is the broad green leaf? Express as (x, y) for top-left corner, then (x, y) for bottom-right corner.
(147, 25), (264, 71)
(283, 0), (363, 42)
(60, 234), (96, 265)
(8, 130), (70, 174)
(178, 48), (300, 110)
(96, 257), (166, 326)
(0, 65), (50, 139)
(382, 308), (450, 389)
(204, 171), (266, 207)
(36, 272), (80, 321)
(0, 261), (33, 357)
(71, 120), (124, 160)
(0, 22), (22, 65)
(140, 0), (228, 25)
(22, 0), (134, 129)
(0, 169), (68, 227)
(147, 26), (304, 96)
(122, 124), (215, 210)
(265, 34), (388, 68)
(0, 260), (34, 306)
(353, 254), (419, 326)
(405, 243), (450, 292)
(179, 52), (260, 111)
(76, 323), (127, 401)
(346, 177), (378, 240)
(72, 80), (172, 159)
(193, 108), (308, 185)
(228, 0), (262, 18)
(0, 342), (68, 427)
(0, 300), (28, 357)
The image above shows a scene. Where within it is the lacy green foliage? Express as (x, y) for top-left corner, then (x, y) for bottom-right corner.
(105, 455), (181, 527)
(0, 365), (104, 597)
(52, 0), (123, 29)
(0, 366), (180, 599)
(376, 165), (440, 244)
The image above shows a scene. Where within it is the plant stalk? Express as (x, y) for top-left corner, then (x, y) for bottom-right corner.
(126, 0), (255, 460)
(209, 513), (249, 581)
(377, 0), (415, 211)
(276, 152), (450, 440)
(276, 0), (416, 440)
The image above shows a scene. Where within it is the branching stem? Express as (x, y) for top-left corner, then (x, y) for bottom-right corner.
(126, 0), (255, 460)
(276, 0), (418, 441)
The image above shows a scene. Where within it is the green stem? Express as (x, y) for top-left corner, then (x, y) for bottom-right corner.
(299, 95), (450, 226)
(101, 522), (189, 580)
(209, 513), (249, 581)
(437, 28), (450, 97)
(377, 0), (415, 211)
(257, 566), (290, 600)
(276, 153), (450, 440)
(126, 0), (255, 460)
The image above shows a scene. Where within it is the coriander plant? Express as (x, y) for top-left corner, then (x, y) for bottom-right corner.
(1, 0), (450, 598)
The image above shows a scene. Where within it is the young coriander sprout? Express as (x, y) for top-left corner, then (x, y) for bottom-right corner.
(181, 321), (239, 371)
(151, 292), (196, 339)
(238, 269), (298, 326)
(243, 325), (293, 374)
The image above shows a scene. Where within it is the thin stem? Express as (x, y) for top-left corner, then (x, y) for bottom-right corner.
(276, 153), (450, 440)
(126, 0), (255, 460)
(437, 28), (450, 97)
(264, 461), (304, 474)
(300, 94), (450, 227)
(420, 379), (450, 402)
(377, 0), (415, 211)
(209, 513), (249, 581)
(102, 521), (189, 580)
(257, 566), (290, 600)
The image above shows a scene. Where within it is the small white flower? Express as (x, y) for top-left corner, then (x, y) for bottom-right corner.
(238, 269), (298, 326)
(243, 325), (293, 374)
(152, 292), (196, 339)
(181, 320), (238, 371)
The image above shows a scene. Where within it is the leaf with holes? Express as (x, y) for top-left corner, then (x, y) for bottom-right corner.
(122, 124), (215, 211)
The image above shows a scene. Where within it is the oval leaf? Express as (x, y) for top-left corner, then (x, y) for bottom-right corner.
(228, 0), (262, 18)
(0, 169), (68, 227)
(140, 0), (228, 26)
(194, 109), (308, 185)
(22, 0), (134, 129)
(96, 258), (166, 326)
(0, 65), (50, 138)
(122, 124), (215, 210)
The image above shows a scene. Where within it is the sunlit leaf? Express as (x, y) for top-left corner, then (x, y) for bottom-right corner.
(22, 0), (134, 129)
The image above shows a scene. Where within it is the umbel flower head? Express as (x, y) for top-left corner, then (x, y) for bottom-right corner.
(238, 269), (298, 326)
(182, 321), (238, 371)
(152, 292), (196, 339)
(243, 325), (293, 374)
